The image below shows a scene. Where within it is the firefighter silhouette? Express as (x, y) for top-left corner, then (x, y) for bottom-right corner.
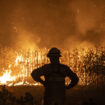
(31, 47), (79, 105)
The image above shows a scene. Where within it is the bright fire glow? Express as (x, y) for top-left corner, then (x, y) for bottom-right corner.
(15, 55), (24, 66)
(0, 70), (16, 84)
(0, 47), (104, 86)
(0, 50), (45, 86)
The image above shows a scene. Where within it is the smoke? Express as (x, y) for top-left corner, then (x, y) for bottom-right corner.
(70, 0), (105, 48)
(0, 0), (105, 49)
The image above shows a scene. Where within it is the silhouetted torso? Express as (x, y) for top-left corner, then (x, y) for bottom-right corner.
(31, 63), (79, 105)
(43, 63), (66, 98)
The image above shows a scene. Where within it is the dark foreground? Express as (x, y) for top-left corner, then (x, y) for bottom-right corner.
(0, 85), (105, 105)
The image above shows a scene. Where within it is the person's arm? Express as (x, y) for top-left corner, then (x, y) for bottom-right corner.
(65, 67), (79, 89)
(31, 66), (46, 86)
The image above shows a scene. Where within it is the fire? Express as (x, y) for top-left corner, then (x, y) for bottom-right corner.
(0, 50), (45, 86)
(15, 55), (24, 66)
(0, 70), (16, 85)
(0, 47), (104, 86)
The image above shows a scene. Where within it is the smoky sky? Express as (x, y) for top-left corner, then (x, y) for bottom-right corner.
(0, 0), (105, 49)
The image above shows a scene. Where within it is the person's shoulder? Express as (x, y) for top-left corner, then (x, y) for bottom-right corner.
(59, 64), (70, 69)
(42, 64), (51, 68)
(60, 63), (69, 67)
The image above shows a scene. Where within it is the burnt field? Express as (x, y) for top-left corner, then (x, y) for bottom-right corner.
(0, 85), (105, 105)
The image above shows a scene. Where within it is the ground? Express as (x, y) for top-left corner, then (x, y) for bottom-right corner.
(0, 85), (104, 105)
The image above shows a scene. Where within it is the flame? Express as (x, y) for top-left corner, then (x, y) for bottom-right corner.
(15, 55), (24, 66)
(0, 70), (16, 85)
(0, 48), (45, 86)
(0, 47), (104, 86)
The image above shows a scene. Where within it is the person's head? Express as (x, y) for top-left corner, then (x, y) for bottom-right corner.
(47, 47), (61, 64)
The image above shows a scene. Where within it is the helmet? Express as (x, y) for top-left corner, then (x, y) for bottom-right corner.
(47, 47), (61, 58)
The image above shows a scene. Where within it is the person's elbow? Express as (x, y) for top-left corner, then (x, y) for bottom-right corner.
(76, 76), (79, 84)
(31, 72), (34, 79)
(71, 73), (79, 85)
(74, 75), (79, 85)
(31, 70), (37, 80)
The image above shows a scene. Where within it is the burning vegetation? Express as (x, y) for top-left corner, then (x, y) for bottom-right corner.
(0, 47), (104, 87)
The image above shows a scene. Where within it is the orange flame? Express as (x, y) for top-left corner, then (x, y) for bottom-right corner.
(0, 47), (104, 86)
(0, 70), (16, 85)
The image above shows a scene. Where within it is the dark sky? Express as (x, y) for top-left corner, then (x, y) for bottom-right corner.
(0, 0), (105, 49)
